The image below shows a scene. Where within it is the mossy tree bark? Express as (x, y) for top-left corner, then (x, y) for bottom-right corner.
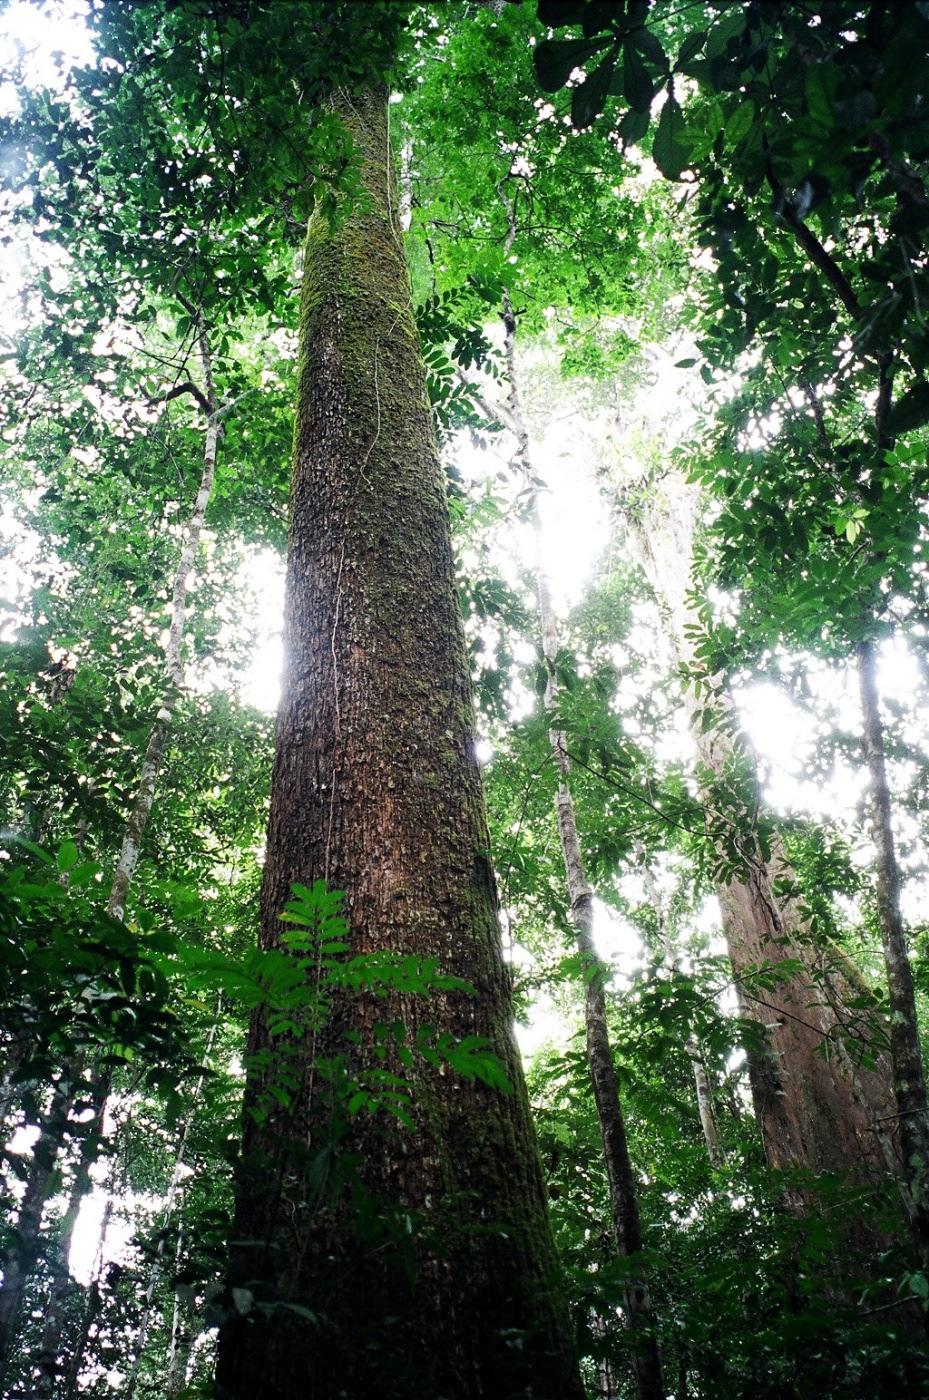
(214, 85), (582, 1400)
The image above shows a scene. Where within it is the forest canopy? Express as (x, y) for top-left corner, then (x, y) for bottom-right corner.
(1, 1), (929, 1397)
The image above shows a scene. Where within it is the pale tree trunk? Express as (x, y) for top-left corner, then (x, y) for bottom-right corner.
(622, 474), (897, 1192)
(63, 1195), (113, 1400)
(688, 1048), (726, 1169)
(0, 1075), (76, 1373)
(165, 1210), (201, 1399)
(0, 318), (223, 1379)
(498, 220), (663, 1400)
(123, 1015), (218, 1400)
(642, 861), (727, 1169)
(857, 636), (929, 1271)
(108, 312), (219, 921)
(214, 81), (582, 1400)
(32, 1080), (107, 1399)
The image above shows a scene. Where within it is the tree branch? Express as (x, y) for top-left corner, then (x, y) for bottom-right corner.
(145, 380), (212, 416)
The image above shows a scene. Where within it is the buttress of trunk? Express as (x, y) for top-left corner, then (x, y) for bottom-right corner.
(857, 636), (929, 1271)
(214, 84), (582, 1400)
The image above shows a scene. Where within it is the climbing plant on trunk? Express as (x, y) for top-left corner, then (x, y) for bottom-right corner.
(214, 75), (582, 1400)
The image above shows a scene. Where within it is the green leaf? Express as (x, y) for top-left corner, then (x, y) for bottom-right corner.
(56, 840), (79, 874)
(629, 26), (666, 71)
(537, 0), (587, 25)
(617, 105), (650, 146)
(652, 92), (690, 180)
(622, 45), (655, 112)
(675, 29), (706, 69)
(724, 100), (755, 148)
(533, 37), (608, 93)
(571, 48), (617, 128)
(706, 9), (745, 61)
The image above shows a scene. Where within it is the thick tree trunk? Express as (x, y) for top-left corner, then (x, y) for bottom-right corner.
(623, 478), (896, 1186)
(857, 636), (929, 1270)
(214, 84), (582, 1400)
(500, 282), (663, 1399)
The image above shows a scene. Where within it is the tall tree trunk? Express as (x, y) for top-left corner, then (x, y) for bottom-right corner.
(0, 320), (221, 1376)
(63, 1195), (112, 1400)
(622, 476), (896, 1187)
(32, 1080), (107, 1399)
(499, 276), (663, 1399)
(123, 1016), (218, 1400)
(214, 83), (582, 1400)
(643, 861), (727, 1169)
(0, 1075), (76, 1374)
(857, 635), (929, 1270)
(165, 1211), (201, 1399)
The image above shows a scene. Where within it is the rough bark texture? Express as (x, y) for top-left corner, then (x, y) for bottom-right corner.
(625, 478), (896, 1186)
(214, 85), (582, 1400)
(857, 636), (929, 1269)
(500, 278), (663, 1399)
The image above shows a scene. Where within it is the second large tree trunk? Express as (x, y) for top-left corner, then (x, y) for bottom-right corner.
(214, 83), (582, 1400)
(624, 477), (896, 1189)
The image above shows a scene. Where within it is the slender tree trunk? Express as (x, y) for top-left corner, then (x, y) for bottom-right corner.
(63, 1195), (112, 1400)
(166, 1306), (199, 1399)
(857, 636), (929, 1270)
(687, 1040), (726, 1169)
(498, 230), (663, 1398)
(0, 321), (222, 1376)
(32, 1080), (107, 1399)
(0, 1075), (76, 1373)
(165, 1212), (201, 1399)
(108, 314), (219, 921)
(622, 476), (896, 1188)
(214, 83), (582, 1400)
(643, 861), (727, 1169)
(124, 1017), (218, 1400)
